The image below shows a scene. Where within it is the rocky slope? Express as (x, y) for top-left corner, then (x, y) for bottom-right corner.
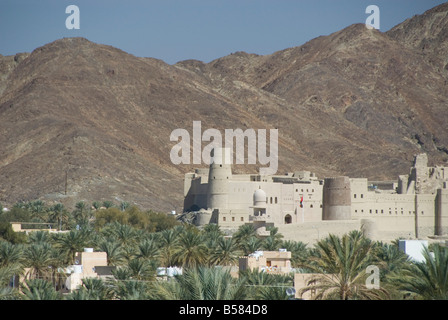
(0, 3), (447, 212)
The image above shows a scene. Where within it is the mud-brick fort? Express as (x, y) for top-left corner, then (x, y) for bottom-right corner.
(183, 148), (448, 239)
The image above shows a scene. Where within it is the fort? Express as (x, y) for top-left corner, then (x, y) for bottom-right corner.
(182, 148), (448, 241)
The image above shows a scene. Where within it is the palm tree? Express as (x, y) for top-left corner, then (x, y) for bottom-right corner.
(28, 230), (51, 245)
(105, 222), (138, 248)
(151, 266), (247, 300)
(282, 240), (309, 268)
(127, 258), (157, 281)
(24, 243), (54, 280)
(21, 279), (61, 300)
(0, 241), (24, 268)
(159, 228), (180, 267)
(136, 239), (160, 261)
(53, 229), (91, 265)
(299, 231), (389, 300)
(174, 229), (208, 268)
(390, 244), (448, 300)
(209, 237), (240, 266)
(113, 279), (150, 300)
(233, 224), (256, 248)
(97, 238), (126, 266)
(241, 268), (293, 300)
(240, 236), (263, 256)
(67, 278), (113, 300)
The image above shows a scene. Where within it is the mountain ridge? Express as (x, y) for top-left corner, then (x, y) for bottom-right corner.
(1, 4), (448, 212)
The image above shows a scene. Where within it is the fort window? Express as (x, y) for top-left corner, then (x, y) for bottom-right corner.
(275, 197), (278, 204)
(284, 214), (292, 224)
(232, 217), (235, 222)
(312, 189), (314, 192)
(381, 210), (384, 214)
(355, 210), (358, 213)
(270, 197), (273, 204)
(223, 217), (226, 222)
(361, 194), (364, 198)
(375, 210), (378, 213)
(310, 204), (313, 208)
(354, 194), (357, 199)
(369, 210), (372, 213)
(421, 211), (424, 215)
(241, 217), (244, 221)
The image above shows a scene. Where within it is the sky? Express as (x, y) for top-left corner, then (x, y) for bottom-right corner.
(0, 0), (446, 64)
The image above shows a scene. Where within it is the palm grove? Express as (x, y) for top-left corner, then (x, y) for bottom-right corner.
(0, 200), (447, 300)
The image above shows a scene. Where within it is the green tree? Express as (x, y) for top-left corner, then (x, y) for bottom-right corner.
(299, 231), (389, 300)
(159, 228), (181, 267)
(24, 243), (54, 280)
(97, 238), (126, 266)
(209, 237), (240, 266)
(151, 266), (247, 300)
(67, 278), (113, 300)
(391, 244), (448, 300)
(174, 229), (208, 268)
(136, 239), (159, 261)
(21, 279), (61, 300)
(53, 230), (92, 265)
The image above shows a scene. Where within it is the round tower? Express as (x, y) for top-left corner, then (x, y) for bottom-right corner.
(207, 148), (232, 210)
(322, 176), (352, 220)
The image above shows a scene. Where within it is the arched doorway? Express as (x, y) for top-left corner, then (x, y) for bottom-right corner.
(284, 214), (292, 224)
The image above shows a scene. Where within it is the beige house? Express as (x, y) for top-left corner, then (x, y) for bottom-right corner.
(65, 248), (110, 291)
(239, 249), (292, 274)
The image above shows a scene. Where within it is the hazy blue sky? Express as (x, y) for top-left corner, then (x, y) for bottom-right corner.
(0, 0), (446, 64)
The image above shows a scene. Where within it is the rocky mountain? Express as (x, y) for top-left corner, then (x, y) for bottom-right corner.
(0, 3), (447, 212)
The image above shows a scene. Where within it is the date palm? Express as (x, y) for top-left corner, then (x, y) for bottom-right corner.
(53, 230), (91, 265)
(136, 239), (160, 262)
(67, 278), (113, 300)
(209, 237), (240, 266)
(24, 243), (54, 280)
(159, 228), (181, 267)
(97, 237), (126, 266)
(282, 240), (309, 268)
(390, 244), (448, 300)
(151, 266), (247, 300)
(127, 258), (157, 281)
(113, 279), (150, 300)
(299, 231), (389, 300)
(21, 279), (61, 300)
(174, 229), (208, 268)
(240, 236), (263, 256)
